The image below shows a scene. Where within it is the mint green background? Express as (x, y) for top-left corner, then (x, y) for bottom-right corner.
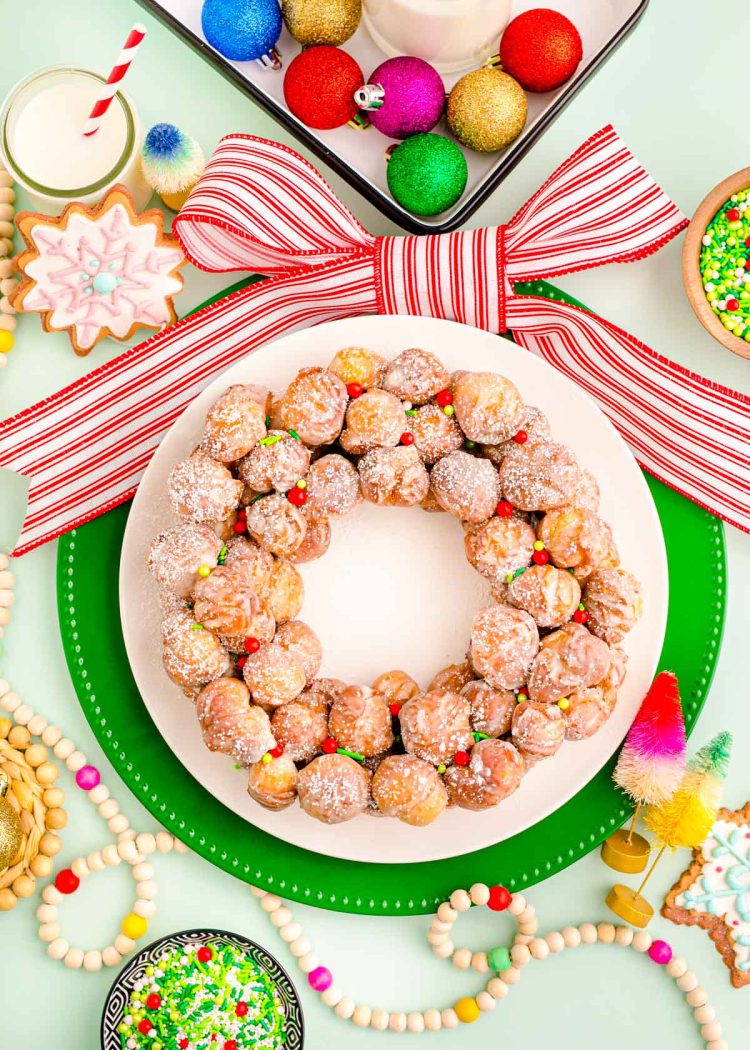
(1, 0), (749, 1047)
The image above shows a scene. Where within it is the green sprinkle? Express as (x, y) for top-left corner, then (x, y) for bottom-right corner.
(265, 416), (271, 426)
(465, 440), (476, 450)
(473, 731), (490, 741)
(404, 408), (418, 416)
(190, 623), (204, 631)
(259, 434), (282, 446)
(336, 747), (365, 761)
(513, 566), (526, 578)
(287, 428), (301, 441)
(217, 545), (229, 565)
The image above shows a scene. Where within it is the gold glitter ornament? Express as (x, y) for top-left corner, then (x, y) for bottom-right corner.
(0, 772), (22, 871)
(281, 0), (361, 46)
(447, 68), (527, 153)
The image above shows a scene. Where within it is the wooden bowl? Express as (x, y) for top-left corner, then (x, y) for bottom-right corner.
(682, 166), (750, 360)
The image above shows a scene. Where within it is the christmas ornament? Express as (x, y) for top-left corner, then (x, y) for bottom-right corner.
(283, 46), (363, 130)
(141, 123), (206, 212)
(355, 57), (445, 140)
(499, 8), (583, 93)
(281, 0), (361, 47)
(201, 0), (282, 67)
(0, 771), (22, 872)
(386, 133), (468, 216)
(5, 129), (749, 557)
(602, 671), (687, 874)
(608, 732), (732, 928)
(664, 801), (750, 988)
(447, 68), (527, 153)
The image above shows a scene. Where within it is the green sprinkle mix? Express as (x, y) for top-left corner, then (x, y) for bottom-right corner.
(287, 429), (301, 441)
(118, 939), (288, 1050)
(700, 190), (750, 340)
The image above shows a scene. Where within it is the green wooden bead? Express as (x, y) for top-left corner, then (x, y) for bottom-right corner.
(487, 945), (511, 972)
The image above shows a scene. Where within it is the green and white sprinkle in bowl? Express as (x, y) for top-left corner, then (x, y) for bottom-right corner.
(101, 929), (304, 1050)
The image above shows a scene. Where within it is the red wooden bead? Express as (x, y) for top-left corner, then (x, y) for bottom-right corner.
(146, 993), (161, 1010)
(244, 636), (260, 654)
(496, 500), (514, 517)
(288, 486), (308, 507)
(389, 702), (402, 717)
(55, 869), (80, 895)
(138, 1020), (153, 1035)
(400, 431), (415, 445)
(236, 655), (247, 670)
(572, 609), (590, 624)
(235, 1002), (249, 1017)
(727, 208), (740, 221)
(347, 382), (363, 399)
(513, 430), (528, 444)
(322, 737), (338, 754)
(269, 744), (285, 758)
(233, 520), (246, 534)
(532, 549), (550, 565)
(197, 946), (213, 962)
(727, 297), (740, 311)
(435, 389), (453, 407)
(453, 750), (470, 766)
(487, 884), (512, 911)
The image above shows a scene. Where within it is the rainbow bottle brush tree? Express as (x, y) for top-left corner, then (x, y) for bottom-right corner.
(603, 673), (732, 928)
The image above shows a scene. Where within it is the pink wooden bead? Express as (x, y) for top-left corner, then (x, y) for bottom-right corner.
(648, 939), (673, 965)
(308, 966), (332, 992)
(75, 765), (101, 790)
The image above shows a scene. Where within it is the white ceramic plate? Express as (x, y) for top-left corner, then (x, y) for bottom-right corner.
(120, 314), (668, 864)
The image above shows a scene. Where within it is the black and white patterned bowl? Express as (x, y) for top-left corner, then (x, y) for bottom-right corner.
(101, 928), (304, 1049)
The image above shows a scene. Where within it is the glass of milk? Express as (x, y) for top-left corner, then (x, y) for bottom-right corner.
(0, 66), (152, 214)
(363, 0), (513, 74)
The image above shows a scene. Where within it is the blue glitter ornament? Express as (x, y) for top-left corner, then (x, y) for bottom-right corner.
(201, 0), (282, 65)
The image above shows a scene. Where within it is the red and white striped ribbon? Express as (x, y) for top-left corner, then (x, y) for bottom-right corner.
(83, 23), (147, 137)
(1, 125), (747, 557)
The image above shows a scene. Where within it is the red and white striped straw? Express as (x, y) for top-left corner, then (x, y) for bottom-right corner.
(83, 22), (147, 137)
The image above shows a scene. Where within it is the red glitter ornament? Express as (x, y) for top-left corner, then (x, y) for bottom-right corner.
(55, 869), (80, 894)
(283, 45), (363, 130)
(347, 382), (363, 399)
(146, 993), (162, 1010)
(496, 500), (514, 517)
(197, 946), (213, 962)
(138, 1020), (153, 1035)
(287, 486), (308, 507)
(487, 884), (512, 911)
(453, 750), (470, 766)
(532, 548), (550, 565)
(435, 389), (453, 407)
(727, 208), (741, 222)
(400, 431), (415, 445)
(500, 9), (583, 93)
(235, 1002), (249, 1017)
(389, 702), (402, 717)
(322, 737), (339, 754)
(244, 636), (261, 654)
(513, 430), (528, 444)
(573, 608), (589, 624)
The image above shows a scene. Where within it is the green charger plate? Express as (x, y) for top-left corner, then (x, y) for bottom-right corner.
(56, 280), (726, 916)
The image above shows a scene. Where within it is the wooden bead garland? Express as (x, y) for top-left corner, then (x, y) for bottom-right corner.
(253, 884), (727, 1045)
(0, 553), (14, 640)
(0, 166), (17, 369)
(0, 675), (189, 968)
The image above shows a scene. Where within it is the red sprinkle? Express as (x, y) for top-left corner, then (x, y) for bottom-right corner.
(400, 431), (415, 446)
(269, 744), (285, 758)
(726, 297), (740, 311)
(532, 549), (550, 565)
(513, 430), (528, 444)
(389, 702), (402, 717)
(572, 609), (590, 624)
(487, 884), (512, 911)
(346, 382), (363, 399)
(322, 737), (339, 754)
(727, 207), (740, 221)
(179, 1041), (189, 1049)
(197, 946), (213, 963)
(453, 750), (470, 767)
(233, 520), (246, 534)
(236, 655), (247, 670)
(138, 1020), (153, 1035)
(244, 636), (261, 654)
(225, 1042), (238, 1050)
(235, 1002), (249, 1017)
(288, 486), (308, 507)
(496, 500), (514, 518)
(55, 869), (80, 895)
(435, 389), (453, 407)
(146, 993), (162, 1010)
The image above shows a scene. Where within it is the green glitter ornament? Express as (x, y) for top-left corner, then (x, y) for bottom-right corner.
(386, 133), (468, 217)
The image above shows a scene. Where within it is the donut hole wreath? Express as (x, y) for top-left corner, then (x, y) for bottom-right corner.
(148, 346), (644, 828)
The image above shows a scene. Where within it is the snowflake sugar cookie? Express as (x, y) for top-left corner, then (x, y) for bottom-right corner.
(663, 802), (750, 988)
(12, 185), (185, 355)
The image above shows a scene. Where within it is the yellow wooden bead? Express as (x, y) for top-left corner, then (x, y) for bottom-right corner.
(0, 329), (13, 353)
(0, 717), (12, 739)
(121, 913), (148, 939)
(454, 998), (480, 1024)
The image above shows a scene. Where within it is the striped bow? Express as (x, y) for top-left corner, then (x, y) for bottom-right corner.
(1, 125), (748, 557)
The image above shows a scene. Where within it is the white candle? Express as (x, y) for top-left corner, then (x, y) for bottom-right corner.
(0, 67), (151, 213)
(362, 0), (512, 74)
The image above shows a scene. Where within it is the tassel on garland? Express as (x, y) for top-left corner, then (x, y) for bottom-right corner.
(602, 672), (687, 875)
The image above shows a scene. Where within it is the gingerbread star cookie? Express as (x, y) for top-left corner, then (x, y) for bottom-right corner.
(663, 802), (750, 988)
(12, 185), (185, 355)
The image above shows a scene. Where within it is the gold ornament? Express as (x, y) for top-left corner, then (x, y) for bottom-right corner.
(447, 68), (528, 153)
(0, 772), (22, 871)
(281, 0), (361, 46)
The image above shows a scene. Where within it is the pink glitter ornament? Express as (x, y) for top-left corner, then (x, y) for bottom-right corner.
(648, 939), (673, 965)
(308, 965), (333, 992)
(75, 764), (101, 790)
(355, 57), (444, 139)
